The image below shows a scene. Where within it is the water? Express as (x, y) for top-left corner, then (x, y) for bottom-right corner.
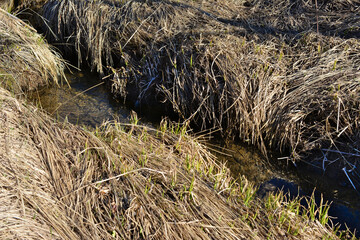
(214, 141), (360, 235)
(29, 70), (360, 236)
(29, 71), (132, 127)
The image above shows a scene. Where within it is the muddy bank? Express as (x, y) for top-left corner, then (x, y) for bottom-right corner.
(37, 0), (360, 171)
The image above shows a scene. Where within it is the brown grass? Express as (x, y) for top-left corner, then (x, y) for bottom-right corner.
(0, 0), (15, 12)
(1, 85), (346, 239)
(0, 2), (358, 239)
(0, 8), (64, 93)
(40, 0), (360, 166)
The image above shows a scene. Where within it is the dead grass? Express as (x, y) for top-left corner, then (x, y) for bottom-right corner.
(40, 0), (360, 165)
(1, 86), (348, 239)
(0, 9), (64, 94)
(0, 2), (358, 238)
(0, 0), (15, 12)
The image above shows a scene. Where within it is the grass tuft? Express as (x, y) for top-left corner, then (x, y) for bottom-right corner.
(40, 0), (360, 170)
(0, 9), (64, 94)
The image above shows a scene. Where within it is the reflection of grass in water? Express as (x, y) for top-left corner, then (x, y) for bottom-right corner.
(207, 140), (274, 185)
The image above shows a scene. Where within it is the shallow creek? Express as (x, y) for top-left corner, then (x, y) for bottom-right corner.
(29, 70), (360, 235)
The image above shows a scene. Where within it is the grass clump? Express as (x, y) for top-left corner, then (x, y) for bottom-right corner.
(0, 0), (16, 12)
(0, 9), (64, 94)
(40, 0), (360, 168)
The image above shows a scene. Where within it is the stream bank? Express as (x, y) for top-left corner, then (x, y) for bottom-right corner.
(1, 0), (358, 237)
(30, 69), (360, 236)
(37, 0), (360, 166)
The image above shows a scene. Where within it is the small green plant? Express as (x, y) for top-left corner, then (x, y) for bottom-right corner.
(317, 196), (330, 225)
(138, 148), (148, 167)
(144, 185), (150, 194)
(159, 120), (167, 137)
(188, 176), (195, 199)
(207, 165), (214, 176)
(303, 193), (330, 226)
(242, 186), (256, 207)
(332, 60), (337, 70)
(129, 111), (139, 125)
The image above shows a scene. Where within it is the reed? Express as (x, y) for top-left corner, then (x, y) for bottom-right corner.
(0, 2), (358, 239)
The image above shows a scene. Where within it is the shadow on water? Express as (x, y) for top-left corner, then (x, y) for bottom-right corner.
(29, 69), (360, 237)
(258, 178), (360, 235)
(213, 141), (360, 236)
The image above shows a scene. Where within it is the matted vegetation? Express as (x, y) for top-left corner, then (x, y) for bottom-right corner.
(0, 7), (358, 239)
(0, 8), (64, 93)
(0, 0), (16, 12)
(1, 86), (353, 239)
(40, 0), (360, 171)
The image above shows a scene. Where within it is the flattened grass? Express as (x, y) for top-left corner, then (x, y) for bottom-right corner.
(0, 3), (358, 239)
(0, 87), (347, 239)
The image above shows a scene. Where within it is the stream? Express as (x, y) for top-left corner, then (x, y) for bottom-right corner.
(29, 70), (360, 236)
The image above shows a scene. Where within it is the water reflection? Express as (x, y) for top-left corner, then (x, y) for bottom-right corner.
(29, 71), (131, 126)
(209, 141), (275, 184)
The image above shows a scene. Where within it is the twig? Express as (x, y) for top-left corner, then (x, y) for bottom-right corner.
(321, 149), (360, 157)
(60, 168), (166, 199)
(342, 167), (357, 190)
(122, 5), (161, 49)
(315, 0), (319, 36)
(336, 97), (341, 133)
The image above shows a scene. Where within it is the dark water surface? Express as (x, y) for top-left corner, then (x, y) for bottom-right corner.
(29, 71), (131, 126)
(214, 142), (360, 235)
(30, 70), (360, 236)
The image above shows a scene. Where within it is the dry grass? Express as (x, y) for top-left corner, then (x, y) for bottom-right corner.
(0, 2), (358, 239)
(0, 9), (64, 93)
(0, 0), (47, 12)
(0, 86), (347, 239)
(41, 0), (360, 165)
(0, 0), (15, 12)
